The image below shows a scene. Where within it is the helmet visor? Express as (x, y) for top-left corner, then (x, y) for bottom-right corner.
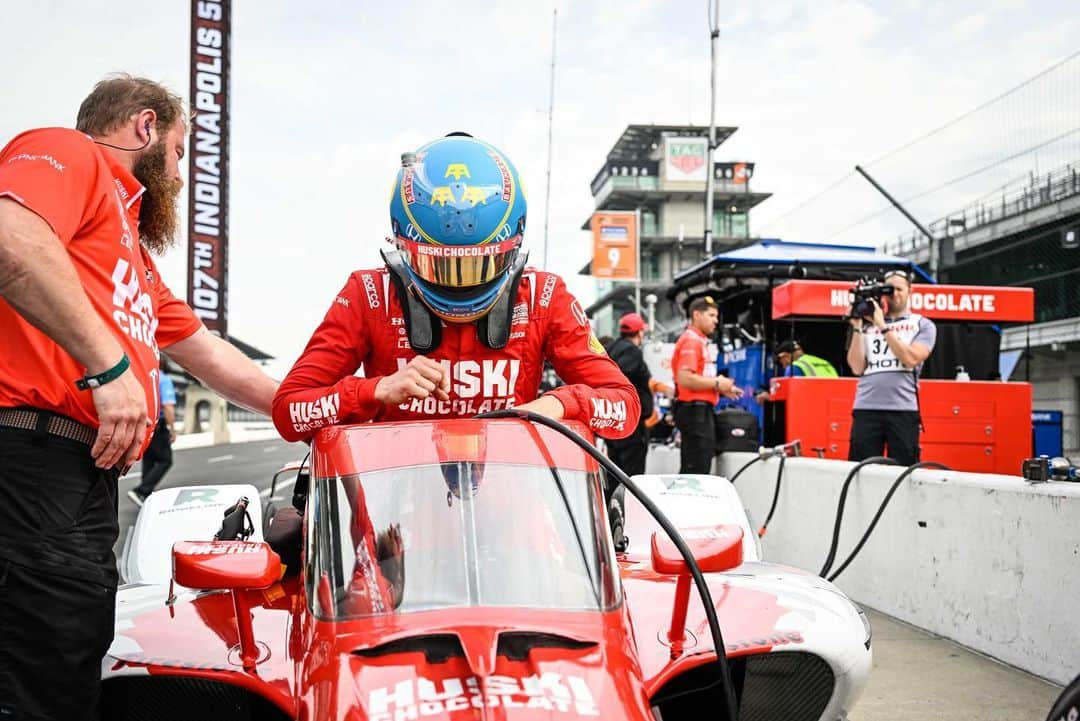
(396, 236), (521, 289)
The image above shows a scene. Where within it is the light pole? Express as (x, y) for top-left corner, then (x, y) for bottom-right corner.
(703, 0), (720, 260)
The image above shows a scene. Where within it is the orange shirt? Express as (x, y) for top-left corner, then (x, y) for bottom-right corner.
(0, 128), (202, 450)
(672, 325), (718, 404)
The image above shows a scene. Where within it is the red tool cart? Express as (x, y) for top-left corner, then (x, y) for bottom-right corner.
(768, 280), (1035, 475)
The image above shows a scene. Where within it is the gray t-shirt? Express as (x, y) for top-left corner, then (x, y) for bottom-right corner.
(852, 313), (937, 412)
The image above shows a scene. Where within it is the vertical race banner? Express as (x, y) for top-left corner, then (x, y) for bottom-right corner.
(187, 0), (230, 337)
(590, 211), (638, 280)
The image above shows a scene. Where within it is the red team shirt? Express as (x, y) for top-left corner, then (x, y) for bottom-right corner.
(0, 128), (202, 451)
(272, 267), (639, 442)
(672, 325), (718, 404)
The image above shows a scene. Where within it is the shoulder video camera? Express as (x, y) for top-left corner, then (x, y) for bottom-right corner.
(848, 279), (895, 320)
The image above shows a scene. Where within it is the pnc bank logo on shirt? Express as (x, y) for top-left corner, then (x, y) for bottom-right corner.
(111, 258), (158, 352)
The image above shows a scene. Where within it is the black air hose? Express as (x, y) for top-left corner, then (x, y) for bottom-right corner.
(728, 453), (765, 484)
(827, 461), (949, 582)
(757, 454), (785, 538)
(818, 456), (899, 577)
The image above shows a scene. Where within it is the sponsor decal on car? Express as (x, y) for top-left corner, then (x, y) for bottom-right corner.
(182, 543), (261, 556)
(368, 672), (598, 720)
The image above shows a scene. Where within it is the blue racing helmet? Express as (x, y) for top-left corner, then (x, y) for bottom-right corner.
(389, 135), (527, 322)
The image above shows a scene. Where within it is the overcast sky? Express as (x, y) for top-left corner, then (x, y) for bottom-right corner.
(2, 0), (1077, 376)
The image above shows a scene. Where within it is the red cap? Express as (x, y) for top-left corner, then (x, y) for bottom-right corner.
(618, 313), (647, 333)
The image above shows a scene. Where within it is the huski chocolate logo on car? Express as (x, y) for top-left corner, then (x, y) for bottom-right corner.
(397, 359), (521, 415)
(183, 543), (260, 556)
(368, 672), (599, 720)
(289, 392), (340, 433)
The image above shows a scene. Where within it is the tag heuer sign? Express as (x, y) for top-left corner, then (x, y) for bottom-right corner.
(664, 137), (708, 181)
(670, 143), (705, 173)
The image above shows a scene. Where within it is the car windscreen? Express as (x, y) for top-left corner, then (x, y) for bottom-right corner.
(305, 462), (619, 620)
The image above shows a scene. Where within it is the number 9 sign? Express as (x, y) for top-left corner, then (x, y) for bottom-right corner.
(608, 248), (621, 268)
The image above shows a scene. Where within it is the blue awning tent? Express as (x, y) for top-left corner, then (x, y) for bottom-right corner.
(670, 239), (932, 299)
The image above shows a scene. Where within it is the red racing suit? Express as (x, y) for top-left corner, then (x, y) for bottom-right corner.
(272, 267), (639, 442)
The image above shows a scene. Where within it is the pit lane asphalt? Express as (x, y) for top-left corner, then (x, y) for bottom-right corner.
(113, 439), (1063, 720)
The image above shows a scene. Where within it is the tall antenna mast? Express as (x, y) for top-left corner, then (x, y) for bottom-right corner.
(543, 8), (558, 269)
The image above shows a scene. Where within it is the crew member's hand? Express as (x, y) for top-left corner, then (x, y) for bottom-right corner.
(516, 394), (565, 420)
(870, 297), (886, 330)
(90, 367), (150, 469)
(374, 355), (450, 405)
(168, 427), (177, 444)
(717, 377), (743, 400)
(754, 390), (770, 404)
(849, 315), (864, 331)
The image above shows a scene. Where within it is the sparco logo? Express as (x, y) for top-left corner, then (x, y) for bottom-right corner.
(289, 392), (340, 433)
(368, 672), (598, 721)
(362, 274), (381, 308)
(540, 275), (557, 307)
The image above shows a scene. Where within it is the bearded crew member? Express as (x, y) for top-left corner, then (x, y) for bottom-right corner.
(0, 75), (278, 721)
(272, 134), (639, 443)
(846, 269), (936, 465)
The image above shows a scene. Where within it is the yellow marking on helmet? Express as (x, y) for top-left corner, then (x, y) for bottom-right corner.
(430, 187), (454, 206)
(445, 163), (471, 180)
(460, 186), (489, 207)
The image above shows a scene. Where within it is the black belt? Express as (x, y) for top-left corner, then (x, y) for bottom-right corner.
(0, 407), (96, 447)
(678, 400), (715, 408)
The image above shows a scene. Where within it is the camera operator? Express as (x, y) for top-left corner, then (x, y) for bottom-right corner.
(846, 269), (936, 465)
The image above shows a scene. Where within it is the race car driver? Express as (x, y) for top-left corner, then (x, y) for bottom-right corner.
(271, 133), (639, 443)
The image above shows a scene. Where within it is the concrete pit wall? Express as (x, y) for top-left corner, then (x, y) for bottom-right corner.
(713, 452), (1079, 685)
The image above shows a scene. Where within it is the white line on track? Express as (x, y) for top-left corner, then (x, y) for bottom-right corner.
(263, 446), (278, 453)
(260, 476), (296, 498)
(207, 454), (235, 463)
(120, 471), (141, 480)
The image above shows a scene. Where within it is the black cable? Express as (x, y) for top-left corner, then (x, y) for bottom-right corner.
(827, 461), (949, 582)
(477, 409), (740, 721)
(727, 453), (763, 484)
(818, 456), (898, 578)
(757, 454), (785, 538)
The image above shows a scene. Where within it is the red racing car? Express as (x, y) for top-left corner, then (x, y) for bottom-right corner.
(105, 416), (871, 720)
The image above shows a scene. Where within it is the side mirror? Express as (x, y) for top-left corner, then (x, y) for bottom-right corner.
(650, 524), (744, 575)
(172, 541), (282, 671)
(173, 541), (281, 590)
(650, 525), (744, 659)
